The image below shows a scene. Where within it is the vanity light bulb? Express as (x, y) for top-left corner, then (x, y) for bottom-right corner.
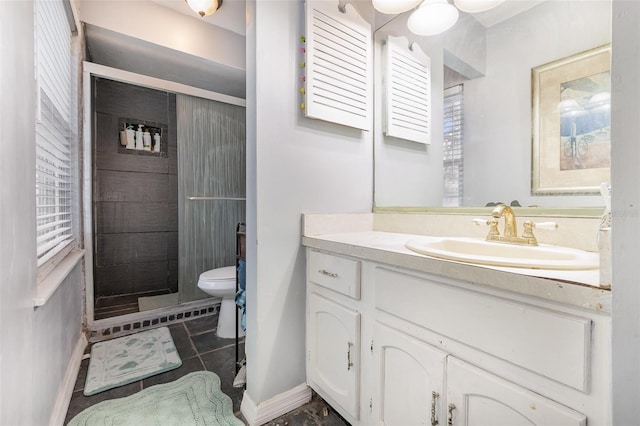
(372, 0), (422, 14)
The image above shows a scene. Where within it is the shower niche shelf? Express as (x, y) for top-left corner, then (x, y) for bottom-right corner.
(117, 117), (168, 158)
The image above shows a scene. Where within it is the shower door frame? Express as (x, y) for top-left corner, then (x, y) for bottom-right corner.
(81, 62), (246, 330)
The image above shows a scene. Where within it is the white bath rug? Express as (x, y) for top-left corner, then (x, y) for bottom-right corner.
(84, 326), (182, 396)
(70, 371), (243, 426)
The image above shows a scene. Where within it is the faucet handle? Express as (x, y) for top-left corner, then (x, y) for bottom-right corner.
(532, 221), (558, 230)
(473, 218), (500, 238)
(472, 218), (490, 226)
(521, 221), (557, 244)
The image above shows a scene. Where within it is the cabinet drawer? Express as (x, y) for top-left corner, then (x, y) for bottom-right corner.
(308, 250), (361, 299)
(374, 267), (592, 392)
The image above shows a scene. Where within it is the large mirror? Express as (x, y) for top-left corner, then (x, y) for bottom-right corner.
(373, 0), (611, 210)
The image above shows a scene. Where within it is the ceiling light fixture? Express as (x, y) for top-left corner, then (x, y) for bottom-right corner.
(185, 0), (222, 17)
(373, 0), (505, 36)
(407, 0), (459, 36)
(453, 0), (505, 13)
(372, 0), (422, 14)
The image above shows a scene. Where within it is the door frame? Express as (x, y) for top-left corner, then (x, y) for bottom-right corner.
(81, 62), (245, 330)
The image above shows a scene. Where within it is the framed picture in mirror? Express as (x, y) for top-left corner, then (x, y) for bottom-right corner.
(531, 44), (611, 195)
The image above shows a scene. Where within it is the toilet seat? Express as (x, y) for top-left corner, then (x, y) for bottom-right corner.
(198, 266), (236, 283)
(196, 265), (242, 339)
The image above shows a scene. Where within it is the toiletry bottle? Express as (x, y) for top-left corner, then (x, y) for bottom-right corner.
(143, 129), (152, 151)
(153, 132), (161, 153)
(125, 125), (136, 149)
(135, 125), (144, 150)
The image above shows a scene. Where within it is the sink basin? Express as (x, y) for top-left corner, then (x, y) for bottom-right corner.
(405, 237), (598, 270)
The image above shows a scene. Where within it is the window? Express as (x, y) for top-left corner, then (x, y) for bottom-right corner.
(443, 85), (464, 207)
(35, 0), (77, 278)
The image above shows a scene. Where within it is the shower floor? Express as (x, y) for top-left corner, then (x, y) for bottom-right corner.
(94, 290), (175, 320)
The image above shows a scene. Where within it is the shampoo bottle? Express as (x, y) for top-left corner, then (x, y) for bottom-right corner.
(143, 129), (152, 151)
(135, 125), (144, 150)
(125, 125), (135, 149)
(153, 132), (161, 153)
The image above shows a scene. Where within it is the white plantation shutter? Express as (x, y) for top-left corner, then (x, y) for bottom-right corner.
(304, 0), (372, 130)
(35, 0), (75, 269)
(384, 36), (431, 144)
(443, 85), (464, 207)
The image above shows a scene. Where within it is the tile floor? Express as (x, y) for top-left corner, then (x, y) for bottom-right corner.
(64, 313), (348, 425)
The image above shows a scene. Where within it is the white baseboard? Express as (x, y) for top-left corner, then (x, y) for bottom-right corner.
(240, 383), (312, 426)
(49, 332), (88, 426)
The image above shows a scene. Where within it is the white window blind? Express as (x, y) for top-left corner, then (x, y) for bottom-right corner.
(35, 0), (74, 270)
(443, 85), (464, 207)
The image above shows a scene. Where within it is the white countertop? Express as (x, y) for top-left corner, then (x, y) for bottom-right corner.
(302, 231), (610, 314)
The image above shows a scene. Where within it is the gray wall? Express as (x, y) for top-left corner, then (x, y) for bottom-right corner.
(463, 0), (611, 207)
(0, 1), (85, 424)
(611, 0), (640, 422)
(93, 78), (178, 298)
(245, 0), (374, 405)
(177, 94), (246, 303)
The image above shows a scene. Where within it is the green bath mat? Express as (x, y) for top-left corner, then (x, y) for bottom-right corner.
(69, 371), (243, 426)
(84, 326), (182, 396)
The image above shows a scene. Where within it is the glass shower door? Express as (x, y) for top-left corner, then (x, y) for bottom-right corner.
(177, 94), (246, 303)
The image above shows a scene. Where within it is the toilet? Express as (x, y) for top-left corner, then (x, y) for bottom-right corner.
(197, 266), (245, 339)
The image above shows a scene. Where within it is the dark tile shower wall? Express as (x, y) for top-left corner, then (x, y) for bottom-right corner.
(93, 78), (178, 299)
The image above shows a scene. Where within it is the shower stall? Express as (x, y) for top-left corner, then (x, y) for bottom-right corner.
(91, 76), (245, 320)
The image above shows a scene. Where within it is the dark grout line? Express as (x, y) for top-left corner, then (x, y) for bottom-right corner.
(182, 321), (213, 380)
(183, 322), (202, 356)
(185, 328), (218, 337)
(193, 352), (208, 375)
(196, 342), (238, 357)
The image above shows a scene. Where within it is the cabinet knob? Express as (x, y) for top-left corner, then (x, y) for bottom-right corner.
(448, 403), (456, 426)
(347, 341), (354, 371)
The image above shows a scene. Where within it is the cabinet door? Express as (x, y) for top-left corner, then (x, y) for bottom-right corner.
(447, 357), (586, 426)
(307, 292), (361, 420)
(373, 322), (447, 426)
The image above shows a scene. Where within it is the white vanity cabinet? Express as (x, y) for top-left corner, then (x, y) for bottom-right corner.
(306, 250), (362, 423)
(372, 322), (447, 425)
(446, 357), (586, 426)
(307, 293), (360, 420)
(305, 247), (611, 425)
